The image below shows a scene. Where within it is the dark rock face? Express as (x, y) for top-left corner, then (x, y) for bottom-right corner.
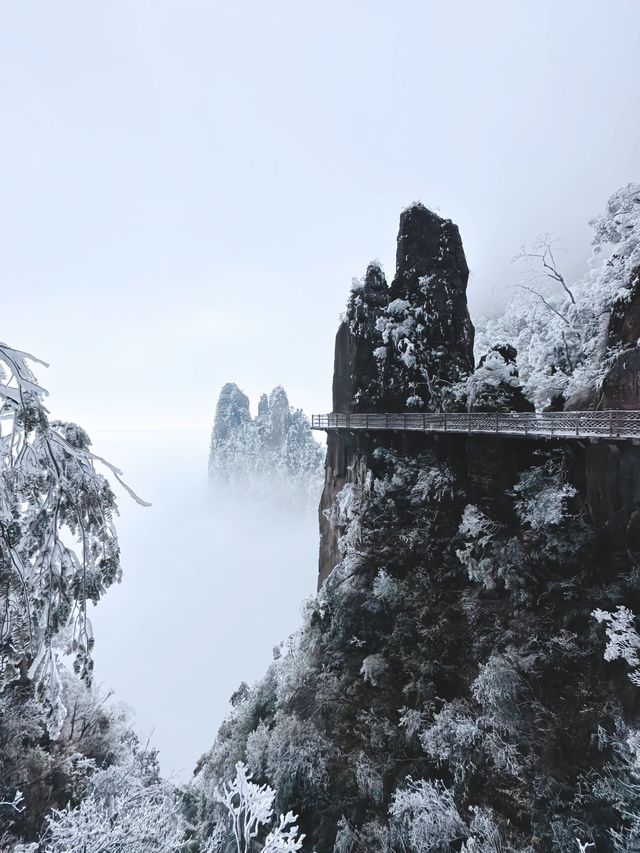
(571, 265), (640, 410)
(607, 265), (640, 348)
(600, 348), (640, 410)
(389, 205), (474, 407)
(586, 442), (640, 555)
(320, 207), (476, 584)
(332, 263), (388, 414)
(332, 206), (474, 416)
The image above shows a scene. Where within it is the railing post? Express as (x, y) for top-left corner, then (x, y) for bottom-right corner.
(404, 413), (407, 430)
(610, 411), (614, 437)
(346, 413), (350, 429)
(468, 411), (471, 433)
(444, 411), (448, 432)
(423, 412), (426, 431)
(576, 412), (580, 436)
(366, 413), (369, 430)
(495, 411), (499, 433)
(385, 413), (389, 430)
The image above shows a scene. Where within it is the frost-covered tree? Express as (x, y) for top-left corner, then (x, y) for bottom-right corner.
(208, 384), (324, 508)
(0, 343), (162, 847)
(43, 741), (185, 853)
(475, 183), (640, 409)
(211, 762), (305, 853)
(0, 344), (148, 736)
(593, 606), (640, 686)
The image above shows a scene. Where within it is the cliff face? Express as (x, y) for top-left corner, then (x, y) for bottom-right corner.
(308, 206), (640, 846)
(601, 266), (640, 410)
(320, 206), (476, 584)
(200, 203), (640, 853)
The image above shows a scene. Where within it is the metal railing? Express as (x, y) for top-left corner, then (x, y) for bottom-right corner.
(311, 411), (640, 440)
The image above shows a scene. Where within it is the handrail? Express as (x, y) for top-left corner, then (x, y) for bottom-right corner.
(310, 411), (640, 441)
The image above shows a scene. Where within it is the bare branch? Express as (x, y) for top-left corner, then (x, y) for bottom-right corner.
(515, 284), (570, 325)
(514, 236), (576, 304)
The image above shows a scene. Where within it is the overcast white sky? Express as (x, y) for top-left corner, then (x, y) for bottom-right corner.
(2, 1), (640, 775)
(2, 0), (639, 432)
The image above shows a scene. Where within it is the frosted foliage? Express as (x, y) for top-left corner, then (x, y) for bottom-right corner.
(44, 755), (185, 852)
(460, 807), (508, 852)
(456, 505), (499, 588)
(513, 465), (576, 530)
(389, 778), (466, 851)
(456, 349), (520, 410)
(355, 752), (384, 804)
(592, 726), (640, 852)
(410, 466), (456, 506)
(245, 719), (270, 775)
(376, 301), (419, 372)
(0, 344), (135, 738)
(420, 708), (480, 782)
(372, 569), (399, 604)
(475, 183), (640, 408)
(326, 483), (364, 557)
(209, 384), (324, 509)
(214, 762), (306, 853)
(593, 606), (640, 686)
(360, 653), (387, 686)
(263, 714), (331, 804)
(472, 655), (526, 716)
(399, 707), (428, 743)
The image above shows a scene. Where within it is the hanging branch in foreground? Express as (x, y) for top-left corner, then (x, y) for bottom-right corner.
(0, 342), (148, 737)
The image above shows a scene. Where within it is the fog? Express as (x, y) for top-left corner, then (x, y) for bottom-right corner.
(89, 427), (319, 777)
(2, 0), (640, 778)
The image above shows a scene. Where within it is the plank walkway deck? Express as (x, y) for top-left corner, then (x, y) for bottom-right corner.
(311, 411), (640, 441)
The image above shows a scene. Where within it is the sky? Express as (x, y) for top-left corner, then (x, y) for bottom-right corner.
(1, 0), (640, 774)
(1, 0), (639, 432)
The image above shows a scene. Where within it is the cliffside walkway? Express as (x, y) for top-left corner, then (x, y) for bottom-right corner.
(311, 411), (640, 441)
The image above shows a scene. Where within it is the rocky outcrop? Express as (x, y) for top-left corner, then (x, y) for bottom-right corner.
(311, 209), (640, 845)
(209, 383), (324, 508)
(211, 382), (251, 442)
(387, 203), (474, 409)
(319, 205), (476, 584)
(201, 202), (640, 852)
(600, 266), (640, 409)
